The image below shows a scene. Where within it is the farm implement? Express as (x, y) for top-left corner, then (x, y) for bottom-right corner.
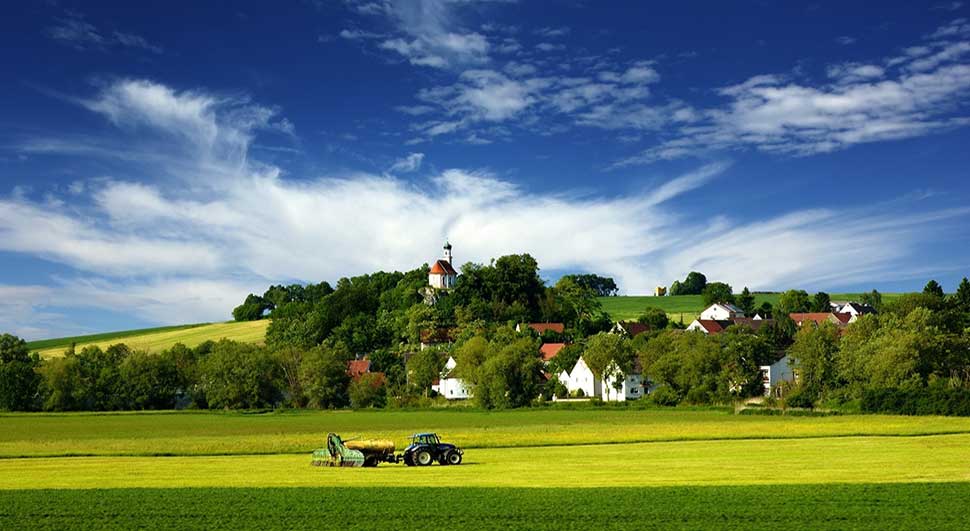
(312, 432), (463, 467)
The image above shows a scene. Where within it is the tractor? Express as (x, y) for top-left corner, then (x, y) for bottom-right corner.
(311, 432), (463, 467)
(402, 432), (463, 466)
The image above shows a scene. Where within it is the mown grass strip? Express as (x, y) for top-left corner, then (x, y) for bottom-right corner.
(3, 435), (968, 489)
(3, 409), (970, 458)
(25, 323), (210, 350)
(3, 484), (969, 530)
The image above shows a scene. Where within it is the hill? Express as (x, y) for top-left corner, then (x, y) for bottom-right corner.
(31, 320), (270, 358)
(598, 293), (907, 322)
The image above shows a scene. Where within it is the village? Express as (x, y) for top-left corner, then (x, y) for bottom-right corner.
(341, 243), (880, 403)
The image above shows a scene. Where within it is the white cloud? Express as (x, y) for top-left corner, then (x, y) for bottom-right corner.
(534, 26), (570, 38)
(6, 78), (969, 337)
(388, 152), (425, 173)
(613, 20), (970, 167)
(368, 0), (490, 68)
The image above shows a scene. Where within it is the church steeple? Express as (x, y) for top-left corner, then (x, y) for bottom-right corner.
(443, 241), (452, 264)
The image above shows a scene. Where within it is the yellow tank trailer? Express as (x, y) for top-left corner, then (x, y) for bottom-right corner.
(312, 433), (398, 467)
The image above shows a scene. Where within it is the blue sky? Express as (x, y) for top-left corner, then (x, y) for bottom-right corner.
(2, 1), (970, 339)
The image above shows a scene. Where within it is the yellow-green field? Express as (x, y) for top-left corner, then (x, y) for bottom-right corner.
(34, 320), (269, 358)
(4, 409), (969, 530)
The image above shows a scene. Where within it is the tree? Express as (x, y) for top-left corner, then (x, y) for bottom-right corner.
(0, 334), (41, 411)
(757, 301), (773, 319)
(637, 307), (669, 330)
(923, 279), (945, 298)
(200, 341), (281, 409)
(349, 373), (386, 408)
(956, 277), (970, 311)
(812, 292), (832, 313)
(737, 287), (756, 317)
(299, 345), (351, 408)
(669, 280), (683, 296)
(120, 350), (180, 410)
(860, 289), (883, 311)
(582, 333), (635, 379)
(702, 282), (735, 306)
(406, 349), (444, 396)
(777, 290), (811, 315)
(553, 276), (602, 327)
(787, 322), (841, 403)
(558, 274), (619, 297)
(720, 326), (774, 397)
(475, 337), (543, 409)
(232, 294), (272, 321)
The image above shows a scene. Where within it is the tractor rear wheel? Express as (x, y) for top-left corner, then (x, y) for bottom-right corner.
(415, 449), (433, 466)
(445, 451), (462, 465)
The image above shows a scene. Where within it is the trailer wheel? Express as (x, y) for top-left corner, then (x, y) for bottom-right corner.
(414, 449), (433, 466)
(363, 455), (379, 467)
(445, 451), (462, 465)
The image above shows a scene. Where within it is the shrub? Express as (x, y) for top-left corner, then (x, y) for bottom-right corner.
(649, 386), (680, 406)
(861, 382), (970, 416)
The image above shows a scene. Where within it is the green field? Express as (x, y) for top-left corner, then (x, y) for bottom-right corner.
(2, 409), (967, 529)
(599, 293), (907, 321)
(32, 320), (270, 358)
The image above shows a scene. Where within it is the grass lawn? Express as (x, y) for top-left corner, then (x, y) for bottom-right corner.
(599, 293), (908, 321)
(3, 408), (970, 457)
(7, 484), (970, 531)
(3, 408), (965, 530)
(32, 320), (270, 358)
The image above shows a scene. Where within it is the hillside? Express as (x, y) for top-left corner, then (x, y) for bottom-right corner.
(598, 293), (907, 322)
(32, 320), (270, 359)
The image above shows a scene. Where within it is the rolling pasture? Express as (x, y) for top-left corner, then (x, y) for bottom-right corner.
(598, 292), (906, 321)
(2, 409), (969, 529)
(30, 320), (270, 358)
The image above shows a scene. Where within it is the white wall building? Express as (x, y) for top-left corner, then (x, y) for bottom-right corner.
(699, 303), (745, 320)
(558, 357), (642, 402)
(601, 360), (643, 402)
(759, 355), (796, 396)
(434, 356), (472, 400)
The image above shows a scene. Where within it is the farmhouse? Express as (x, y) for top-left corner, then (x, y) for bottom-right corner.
(699, 302), (745, 320)
(428, 241), (458, 290)
(558, 356), (643, 401)
(539, 342), (565, 362)
(789, 312), (852, 328)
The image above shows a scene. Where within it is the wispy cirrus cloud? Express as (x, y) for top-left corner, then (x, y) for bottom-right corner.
(46, 11), (163, 54)
(611, 19), (970, 168)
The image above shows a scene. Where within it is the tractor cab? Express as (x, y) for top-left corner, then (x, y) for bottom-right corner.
(402, 432), (463, 466)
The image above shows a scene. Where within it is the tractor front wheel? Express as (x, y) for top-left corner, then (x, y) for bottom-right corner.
(415, 449), (433, 466)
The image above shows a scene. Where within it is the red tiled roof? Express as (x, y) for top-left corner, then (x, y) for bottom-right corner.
(539, 343), (566, 361)
(347, 359), (371, 379)
(695, 320), (729, 334)
(617, 321), (651, 337)
(429, 260), (457, 275)
(525, 323), (565, 334)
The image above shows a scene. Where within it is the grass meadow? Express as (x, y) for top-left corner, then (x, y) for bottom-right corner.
(598, 292), (907, 321)
(31, 320), (270, 358)
(1, 409), (970, 529)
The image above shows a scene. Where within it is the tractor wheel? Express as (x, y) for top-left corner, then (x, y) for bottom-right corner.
(403, 453), (414, 466)
(414, 449), (433, 467)
(445, 451), (462, 465)
(363, 455), (379, 468)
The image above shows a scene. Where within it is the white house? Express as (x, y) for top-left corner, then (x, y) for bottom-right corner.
(428, 241), (458, 290)
(699, 303), (745, 320)
(558, 357), (600, 399)
(759, 355), (795, 396)
(433, 356), (472, 400)
(558, 356), (642, 402)
(601, 360), (643, 402)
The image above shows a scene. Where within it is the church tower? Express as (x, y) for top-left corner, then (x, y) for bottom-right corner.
(443, 241), (453, 264)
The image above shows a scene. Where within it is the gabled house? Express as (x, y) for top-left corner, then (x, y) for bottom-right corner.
(558, 356), (643, 401)
(686, 317), (775, 334)
(611, 321), (651, 338)
(419, 327), (457, 350)
(834, 302), (876, 319)
(432, 356), (472, 400)
(699, 303), (745, 320)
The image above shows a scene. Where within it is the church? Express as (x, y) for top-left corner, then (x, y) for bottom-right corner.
(428, 241), (458, 289)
